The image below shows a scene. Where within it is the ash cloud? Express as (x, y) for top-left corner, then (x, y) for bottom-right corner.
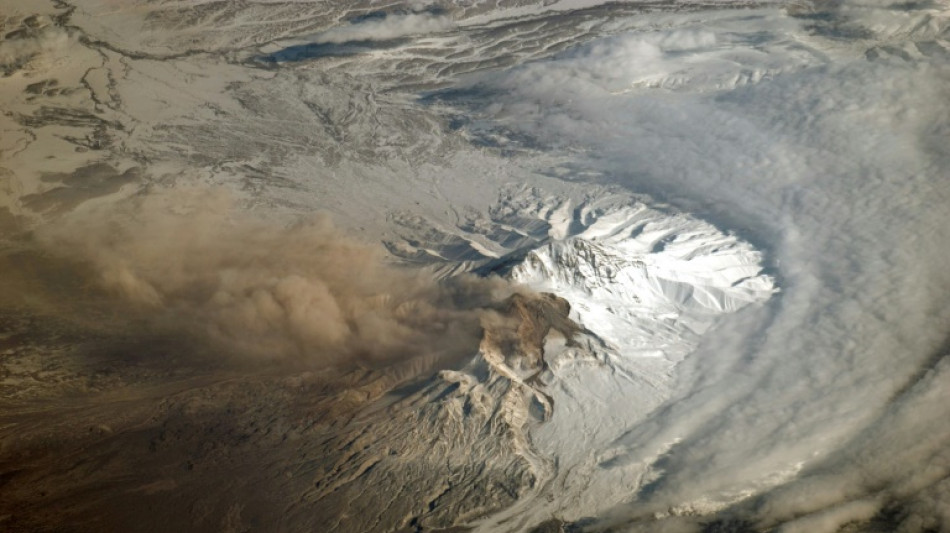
(33, 189), (517, 371)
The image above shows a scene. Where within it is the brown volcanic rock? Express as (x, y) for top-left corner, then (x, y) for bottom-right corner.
(482, 292), (581, 377)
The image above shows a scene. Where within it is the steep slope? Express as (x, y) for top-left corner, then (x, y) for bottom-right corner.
(379, 185), (776, 529)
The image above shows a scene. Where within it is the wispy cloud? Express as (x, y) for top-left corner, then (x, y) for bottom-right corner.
(309, 13), (454, 44)
(453, 4), (950, 529)
(0, 23), (71, 73)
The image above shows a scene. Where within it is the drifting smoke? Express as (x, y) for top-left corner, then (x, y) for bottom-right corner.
(32, 189), (518, 370)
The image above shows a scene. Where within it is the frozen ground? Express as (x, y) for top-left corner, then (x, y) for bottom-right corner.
(1, 0), (949, 532)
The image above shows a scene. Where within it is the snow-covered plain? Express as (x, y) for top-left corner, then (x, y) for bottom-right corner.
(1, 0), (949, 531)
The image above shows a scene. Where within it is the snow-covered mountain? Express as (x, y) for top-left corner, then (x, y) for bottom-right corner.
(2, 0), (949, 532)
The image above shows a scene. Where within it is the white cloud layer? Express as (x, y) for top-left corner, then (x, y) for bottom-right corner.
(462, 2), (950, 529)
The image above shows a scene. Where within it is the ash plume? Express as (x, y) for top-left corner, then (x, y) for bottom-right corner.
(31, 189), (519, 371)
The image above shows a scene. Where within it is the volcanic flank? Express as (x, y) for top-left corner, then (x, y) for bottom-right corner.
(5, 0), (945, 531)
(0, 268), (583, 532)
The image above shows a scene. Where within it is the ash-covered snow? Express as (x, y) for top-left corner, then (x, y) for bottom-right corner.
(2, 0), (949, 532)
